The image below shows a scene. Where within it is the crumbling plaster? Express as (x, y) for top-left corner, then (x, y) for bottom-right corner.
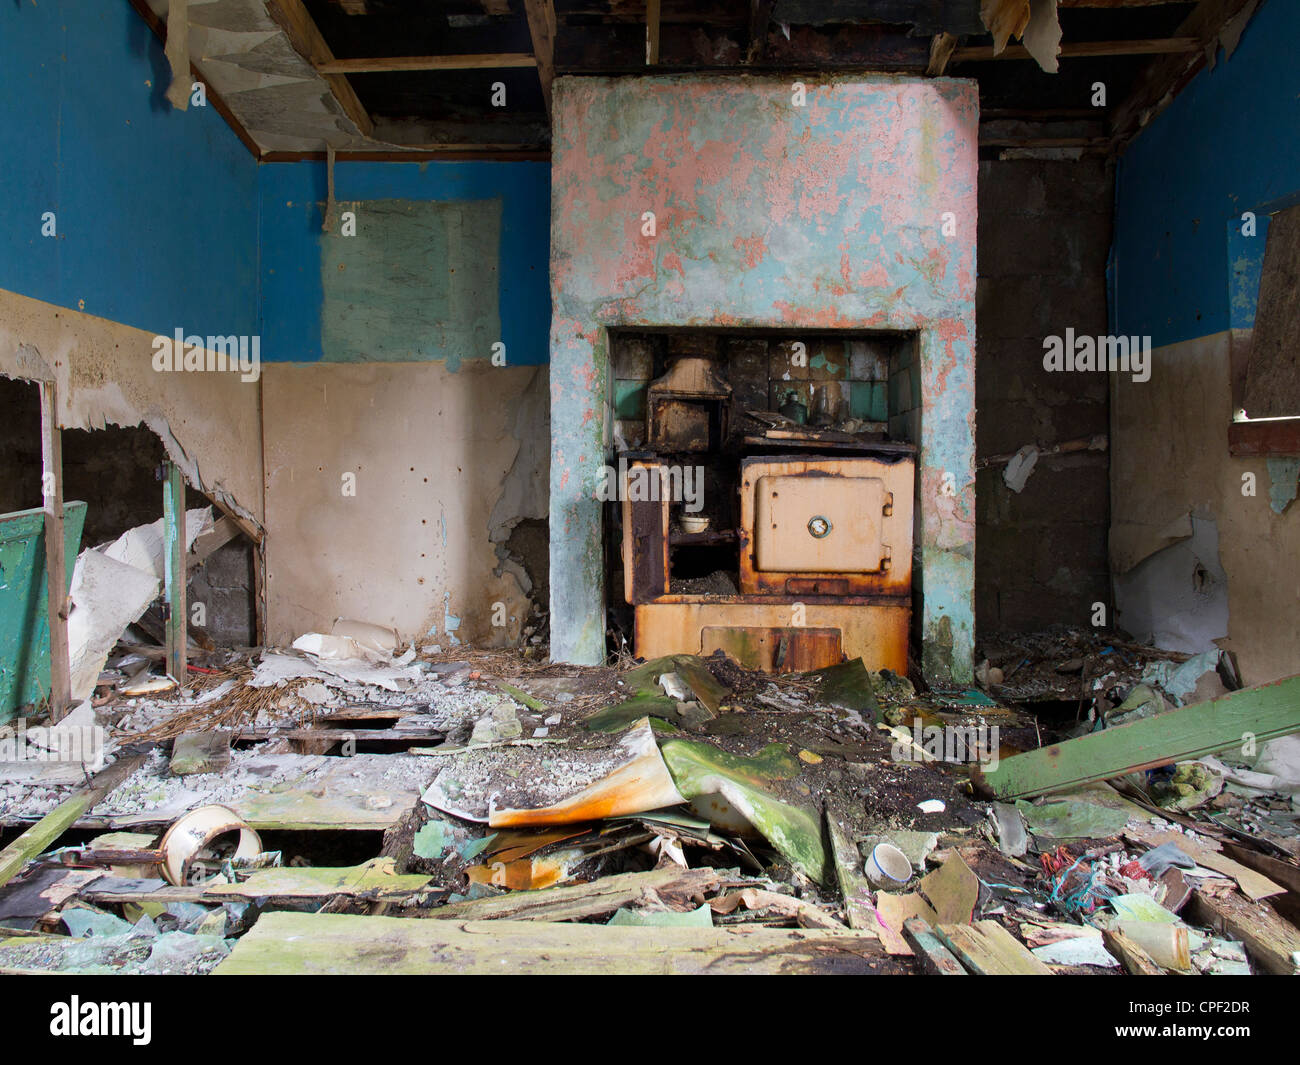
(1110, 332), (1300, 685)
(547, 74), (979, 682)
(0, 288), (264, 528)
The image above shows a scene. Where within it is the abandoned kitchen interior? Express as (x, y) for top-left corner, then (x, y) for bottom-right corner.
(0, 0), (1297, 980)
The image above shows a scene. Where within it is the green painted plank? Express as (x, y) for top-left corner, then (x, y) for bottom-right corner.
(162, 463), (186, 683)
(215, 911), (886, 975)
(978, 673), (1300, 800)
(0, 502), (87, 720)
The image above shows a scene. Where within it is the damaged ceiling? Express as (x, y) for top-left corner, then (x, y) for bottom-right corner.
(131, 0), (1261, 159)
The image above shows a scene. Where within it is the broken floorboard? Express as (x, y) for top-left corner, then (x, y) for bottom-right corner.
(935, 920), (1055, 976)
(0, 751), (149, 889)
(215, 911), (892, 975)
(976, 673), (1300, 799)
(1185, 888), (1300, 976)
(424, 866), (726, 923)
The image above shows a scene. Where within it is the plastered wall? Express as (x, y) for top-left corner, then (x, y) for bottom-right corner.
(0, 289), (263, 526)
(261, 361), (548, 647)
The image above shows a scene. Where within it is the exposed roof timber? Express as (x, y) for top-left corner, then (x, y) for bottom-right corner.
(954, 35), (1199, 61)
(926, 32), (958, 75)
(647, 0), (662, 64)
(1058, 1), (1194, 6)
(268, 0), (374, 138)
(316, 54), (538, 74)
(1108, 0), (1259, 152)
(770, 0), (984, 35)
(126, 0), (259, 157)
(746, 0), (777, 64)
(524, 0), (558, 114)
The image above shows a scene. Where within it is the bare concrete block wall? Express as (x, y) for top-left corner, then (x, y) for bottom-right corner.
(975, 158), (1113, 635)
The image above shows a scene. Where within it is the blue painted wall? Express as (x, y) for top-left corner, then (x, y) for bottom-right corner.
(258, 161), (551, 364)
(1112, 0), (1300, 346)
(0, 0), (259, 338)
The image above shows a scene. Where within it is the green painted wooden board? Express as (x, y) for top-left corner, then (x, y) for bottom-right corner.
(0, 502), (86, 721)
(979, 673), (1300, 800)
(215, 911), (887, 975)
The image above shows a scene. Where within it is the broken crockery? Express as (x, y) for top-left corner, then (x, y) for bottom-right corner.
(158, 805), (262, 887)
(864, 843), (913, 888)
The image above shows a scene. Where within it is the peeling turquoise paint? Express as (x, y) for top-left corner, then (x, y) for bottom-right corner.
(320, 199), (502, 366)
(548, 75), (978, 681)
(259, 161), (549, 365)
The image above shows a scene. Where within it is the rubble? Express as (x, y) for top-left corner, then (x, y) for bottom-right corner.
(0, 635), (1296, 978)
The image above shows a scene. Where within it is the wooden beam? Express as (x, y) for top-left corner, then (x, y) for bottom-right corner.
(646, 0), (661, 64)
(1229, 418), (1300, 456)
(1060, 0), (1199, 6)
(954, 36), (1199, 62)
(926, 32), (959, 76)
(980, 136), (1108, 148)
(977, 673), (1300, 799)
(162, 462), (187, 684)
(746, 0), (776, 63)
(524, 0), (557, 115)
(267, 0), (374, 138)
(38, 382), (70, 721)
(316, 53), (538, 74)
(1109, 0), (1259, 151)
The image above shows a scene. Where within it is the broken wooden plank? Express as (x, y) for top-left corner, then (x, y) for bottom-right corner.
(0, 752), (148, 889)
(188, 514), (239, 569)
(1185, 888), (1300, 976)
(977, 673), (1300, 799)
(79, 878), (205, 906)
(162, 461), (187, 685)
(203, 859), (432, 905)
(215, 911), (889, 975)
(902, 916), (966, 975)
(1102, 927), (1165, 975)
(38, 381), (71, 720)
(935, 920), (1054, 975)
(425, 866), (724, 923)
(827, 815), (875, 931)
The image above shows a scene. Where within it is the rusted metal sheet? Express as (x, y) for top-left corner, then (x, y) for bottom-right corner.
(739, 456), (914, 597)
(701, 625), (842, 673)
(635, 597), (909, 674)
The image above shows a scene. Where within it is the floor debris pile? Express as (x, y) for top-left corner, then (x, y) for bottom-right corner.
(2, 637), (1298, 975)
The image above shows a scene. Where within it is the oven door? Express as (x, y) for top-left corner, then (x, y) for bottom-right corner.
(753, 474), (886, 573)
